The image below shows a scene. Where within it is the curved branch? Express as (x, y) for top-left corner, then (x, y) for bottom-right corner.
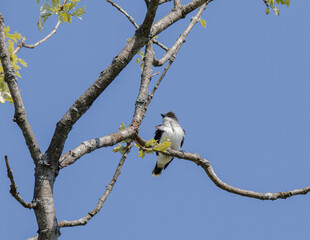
(59, 127), (136, 168)
(5, 156), (37, 209)
(58, 142), (133, 228)
(154, 2), (207, 66)
(13, 21), (61, 55)
(135, 137), (310, 200)
(0, 13), (42, 163)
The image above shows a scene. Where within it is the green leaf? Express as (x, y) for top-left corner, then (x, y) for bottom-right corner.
(72, 6), (86, 19)
(265, 7), (270, 15)
(153, 136), (171, 153)
(138, 149), (146, 158)
(64, 2), (78, 11)
(200, 19), (206, 28)
(145, 138), (158, 147)
(17, 58), (27, 68)
(119, 122), (126, 131)
(113, 144), (127, 154)
(51, 0), (60, 8)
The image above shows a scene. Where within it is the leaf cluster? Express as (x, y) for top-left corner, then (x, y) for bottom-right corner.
(0, 27), (27, 104)
(136, 136), (171, 159)
(37, 0), (86, 30)
(265, 0), (290, 15)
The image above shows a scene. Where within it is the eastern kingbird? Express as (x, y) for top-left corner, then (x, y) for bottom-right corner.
(152, 111), (186, 176)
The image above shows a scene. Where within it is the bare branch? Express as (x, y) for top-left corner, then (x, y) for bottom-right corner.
(58, 142), (133, 228)
(106, 0), (139, 29)
(131, 40), (155, 127)
(154, 2), (207, 66)
(151, 0), (213, 36)
(59, 127), (136, 168)
(0, 13), (42, 163)
(135, 137), (310, 200)
(153, 39), (169, 51)
(174, 0), (181, 7)
(160, 0), (172, 4)
(27, 236), (38, 240)
(147, 58), (175, 106)
(12, 37), (26, 55)
(13, 21), (61, 55)
(263, 0), (269, 7)
(4, 156), (37, 209)
(46, 0), (160, 165)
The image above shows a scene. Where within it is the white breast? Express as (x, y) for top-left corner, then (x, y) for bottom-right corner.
(159, 121), (184, 150)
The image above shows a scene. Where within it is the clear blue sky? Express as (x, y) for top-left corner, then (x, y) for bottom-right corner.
(1, 0), (310, 239)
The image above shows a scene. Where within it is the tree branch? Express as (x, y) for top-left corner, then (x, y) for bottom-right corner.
(58, 142), (133, 228)
(59, 127), (136, 168)
(131, 40), (155, 127)
(151, 0), (213, 36)
(59, 40), (156, 169)
(135, 137), (310, 200)
(0, 13), (42, 163)
(159, 0), (172, 4)
(4, 155), (37, 209)
(47, 0), (215, 166)
(106, 0), (139, 29)
(154, 2), (207, 66)
(13, 21), (61, 55)
(147, 58), (175, 106)
(153, 39), (169, 51)
(46, 0), (160, 166)
(174, 0), (181, 8)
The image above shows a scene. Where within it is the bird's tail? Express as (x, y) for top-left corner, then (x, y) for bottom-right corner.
(152, 163), (163, 177)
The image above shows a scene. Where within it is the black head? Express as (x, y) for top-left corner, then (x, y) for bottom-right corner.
(161, 111), (178, 122)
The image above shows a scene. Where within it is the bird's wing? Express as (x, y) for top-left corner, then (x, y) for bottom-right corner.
(164, 158), (174, 169)
(181, 128), (186, 147)
(154, 127), (163, 143)
(154, 128), (163, 156)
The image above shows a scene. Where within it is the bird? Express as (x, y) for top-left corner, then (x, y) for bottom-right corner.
(152, 111), (185, 176)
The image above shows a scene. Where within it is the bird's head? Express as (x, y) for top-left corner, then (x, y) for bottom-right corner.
(161, 111), (179, 122)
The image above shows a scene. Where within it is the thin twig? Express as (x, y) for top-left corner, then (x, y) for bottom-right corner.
(13, 21), (61, 55)
(12, 37), (26, 55)
(5, 156), (37, 209)
(153, 39), (169, 51)
(58, 141), (133, 228)
(106, 0), (139, 29)
(146, 59), (174, 106)
(153, 2), (207, 66)
(135, 137), (310, 201)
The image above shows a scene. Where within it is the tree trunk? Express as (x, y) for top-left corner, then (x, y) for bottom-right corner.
(33, 160), (59, 240)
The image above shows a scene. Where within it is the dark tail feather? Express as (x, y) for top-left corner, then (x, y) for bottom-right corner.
(152, 164), (162, 177)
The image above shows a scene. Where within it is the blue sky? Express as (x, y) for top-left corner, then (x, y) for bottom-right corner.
(1, 0), (310, 239)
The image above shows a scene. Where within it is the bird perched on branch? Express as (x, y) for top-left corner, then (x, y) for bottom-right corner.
(152, 111), (185, 176)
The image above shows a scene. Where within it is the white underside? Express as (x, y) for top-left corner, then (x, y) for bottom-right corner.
(156, 120), (184, 168)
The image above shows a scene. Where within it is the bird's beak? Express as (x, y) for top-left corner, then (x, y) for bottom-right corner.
(161, 113), (165, 118)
